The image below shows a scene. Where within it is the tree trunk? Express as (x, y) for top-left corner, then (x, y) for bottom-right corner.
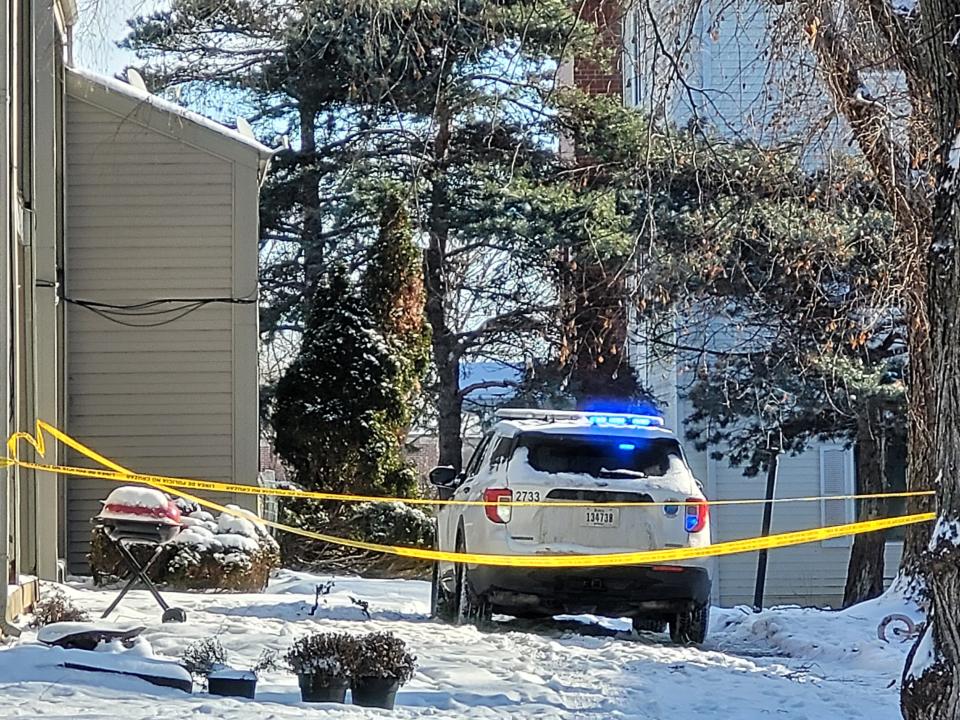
(422, 104), (463, 470)
(801, 0), (935, 599)
(298, 102), (324, 303)
(896, 296), (936, 597)
(843, 408), (886, 608)
(901, 3), (960, 717)
(568, 263), (636, 403)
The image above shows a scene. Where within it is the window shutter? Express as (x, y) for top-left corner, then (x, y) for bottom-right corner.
(820, 447), (854, 547)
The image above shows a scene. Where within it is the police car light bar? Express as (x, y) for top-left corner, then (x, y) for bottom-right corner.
(495, 409), (664, 427)
(586, 414), (664, 427)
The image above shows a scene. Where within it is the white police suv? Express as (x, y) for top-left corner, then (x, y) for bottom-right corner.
(429, 409), (712, 643)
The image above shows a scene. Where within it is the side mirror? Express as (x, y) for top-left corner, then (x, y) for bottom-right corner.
(429, 465), (459, 487)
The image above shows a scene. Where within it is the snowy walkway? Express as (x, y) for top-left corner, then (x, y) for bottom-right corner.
(0, 571), (919, 719)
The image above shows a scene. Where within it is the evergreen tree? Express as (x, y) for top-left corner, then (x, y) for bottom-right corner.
(271, 268), (413, 496)
(123, 0), (621, 472)
(557, 93), (905, 606)
(361, 189), (431, 435)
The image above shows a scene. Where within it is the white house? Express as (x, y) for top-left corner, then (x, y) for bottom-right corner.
(573, 0), (904, 607)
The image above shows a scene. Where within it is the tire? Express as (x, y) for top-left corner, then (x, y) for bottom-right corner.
(669, 602), (710, 644)
(632, 616), (667, 634)
(454, 536), (491, 628)
(431, 562), (456, 622)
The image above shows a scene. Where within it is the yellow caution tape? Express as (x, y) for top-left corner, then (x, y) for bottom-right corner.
(0, 420), (936, 510)
(159, 483), (934, 567)
(0, 420), (938, 567)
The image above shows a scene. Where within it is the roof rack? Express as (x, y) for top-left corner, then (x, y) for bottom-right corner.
(494, 409), (665, 427)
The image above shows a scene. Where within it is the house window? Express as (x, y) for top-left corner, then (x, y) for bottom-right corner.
(849, 433), (908, 541)
(820, 446), (855, 547)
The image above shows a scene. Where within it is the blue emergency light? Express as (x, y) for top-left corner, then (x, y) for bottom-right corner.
(586, 414), (664, 428)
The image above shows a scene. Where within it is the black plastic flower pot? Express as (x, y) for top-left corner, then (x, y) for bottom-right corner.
(208, 671), (257, 699)
(298, 673), (350, 703)
(351, 676), (400, 710)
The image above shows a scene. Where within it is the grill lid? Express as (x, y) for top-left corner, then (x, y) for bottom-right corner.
(98, 486), (182, 527)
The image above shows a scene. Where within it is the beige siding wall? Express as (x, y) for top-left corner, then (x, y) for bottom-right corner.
(678, 381), (858, 607)
(64, 88), (258, 570)
(710, 448), (853, 607)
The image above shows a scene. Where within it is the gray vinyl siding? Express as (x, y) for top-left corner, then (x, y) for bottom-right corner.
(625, 0), (837, 151)
(676, 391), (855, 607)
(63, 79), (259, 571)
(709, 447), (850, 607)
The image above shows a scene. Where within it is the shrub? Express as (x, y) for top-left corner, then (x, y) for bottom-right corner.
(284, 632), (361, 677)
(89, 504), (280, 592)
(252, 648), (280, 673)
(181, 637), (227, 679)
(30, 588), (89, 628)
(346, 502), (435, 548)
(353, 632), (417, 684)
(181, 638), (278, 683)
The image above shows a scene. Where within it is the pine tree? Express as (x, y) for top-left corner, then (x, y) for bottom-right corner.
(271, 268), (412, 496)
(123, 0), (619, 472)
(555, 93), (905, 606)
(361, 189), (431, 434)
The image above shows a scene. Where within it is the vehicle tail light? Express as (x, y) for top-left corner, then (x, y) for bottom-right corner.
(484, 488), (513, 524)
(684, 498), (708, 533)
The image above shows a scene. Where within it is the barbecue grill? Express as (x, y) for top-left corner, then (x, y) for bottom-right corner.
(94, 486), (187, 623)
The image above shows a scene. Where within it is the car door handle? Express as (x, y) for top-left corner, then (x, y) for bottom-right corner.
(460, 486), (471, 494)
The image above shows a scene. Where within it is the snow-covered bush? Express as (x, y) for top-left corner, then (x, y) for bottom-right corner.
(353, 631), (417, 684)
(283, 632), (361, 677)
(89, 500), (280, 592)
(30, 588), (89, 628)
(346, 501), (434, 548)
(181, 637), (227, 679)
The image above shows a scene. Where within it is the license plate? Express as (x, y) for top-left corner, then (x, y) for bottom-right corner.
(582, 508), (620, 528)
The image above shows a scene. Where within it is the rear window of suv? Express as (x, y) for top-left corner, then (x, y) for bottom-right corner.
(514, 434), (685, 478)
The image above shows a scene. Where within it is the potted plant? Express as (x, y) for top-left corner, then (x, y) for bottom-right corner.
(207, 667), (258, 699)
(181, 637), (267, 699)
(351, 631), (417, 710)
(284, 632), (359, 703)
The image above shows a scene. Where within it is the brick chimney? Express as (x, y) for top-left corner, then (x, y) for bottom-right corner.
(572, 0), (623, 98)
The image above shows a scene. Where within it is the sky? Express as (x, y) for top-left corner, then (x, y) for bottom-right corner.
(73, 0), (159, 75)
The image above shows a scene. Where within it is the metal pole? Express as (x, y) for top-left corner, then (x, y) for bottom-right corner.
(753, 449), (780, 611)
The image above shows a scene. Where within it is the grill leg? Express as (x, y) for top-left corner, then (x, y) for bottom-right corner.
(101, 544), (170, 618)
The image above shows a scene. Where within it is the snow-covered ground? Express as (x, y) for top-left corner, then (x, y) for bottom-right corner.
(0, 570), (921, 718)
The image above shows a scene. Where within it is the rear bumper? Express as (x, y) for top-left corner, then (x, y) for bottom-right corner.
(469, 564), (711, 617)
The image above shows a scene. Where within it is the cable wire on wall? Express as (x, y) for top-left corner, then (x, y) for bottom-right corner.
(62, 295), (256, 328)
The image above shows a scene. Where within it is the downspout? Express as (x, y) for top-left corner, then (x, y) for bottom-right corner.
(1, 229), (15, 635)
(0, 0), (21, 639)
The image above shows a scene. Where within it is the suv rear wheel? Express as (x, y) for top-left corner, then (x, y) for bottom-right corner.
(669, 602), (709, 644)
(454, 536), (491, 628)
(431, 562), (456, 622)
